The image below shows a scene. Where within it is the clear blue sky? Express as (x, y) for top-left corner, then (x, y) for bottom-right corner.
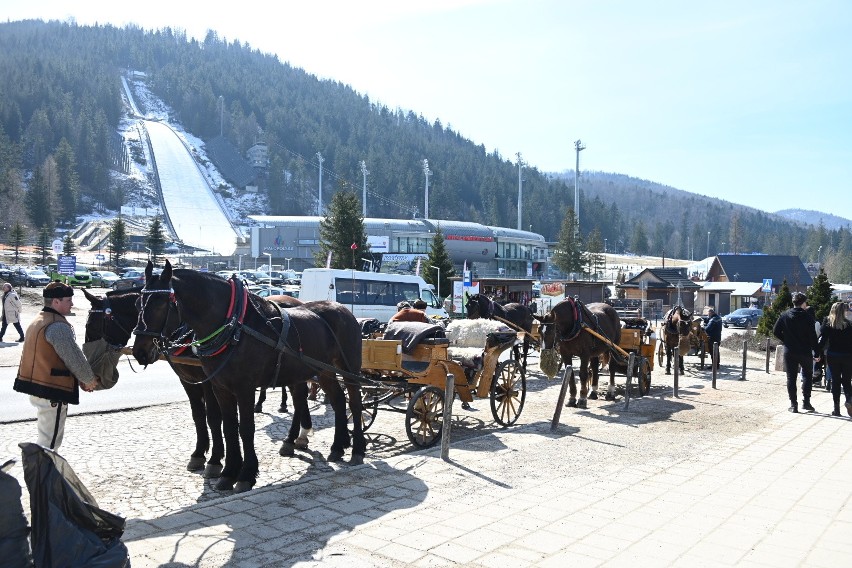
(6, 0), (851, 215)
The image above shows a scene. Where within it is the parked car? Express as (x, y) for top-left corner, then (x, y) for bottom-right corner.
(722, 308), (762, 328)
(90, 270), (121, 288)
(48, 265), (92, 288)
(9, 267), (52, 287)
(112, 268), (153, 290)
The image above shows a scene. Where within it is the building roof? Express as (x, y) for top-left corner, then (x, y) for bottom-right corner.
(701, 281), (764, 296)
(711, 254), (813, 287)
(620, 267), (701, 289)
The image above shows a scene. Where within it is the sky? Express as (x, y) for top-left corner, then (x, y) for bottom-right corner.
(4, 0), (851, 215)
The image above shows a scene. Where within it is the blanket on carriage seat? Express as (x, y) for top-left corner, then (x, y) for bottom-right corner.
(383, 322), (446, 354)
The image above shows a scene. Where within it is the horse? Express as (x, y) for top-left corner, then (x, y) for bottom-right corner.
(535, 297), (622, 407)
(83, 288), (225, 479)
(465, 293), (534, 365)
(689, 315), (710, 369)
(131, 261), (365, 493)
(659, 306), (692, 374)
(252, 294), (304, 414)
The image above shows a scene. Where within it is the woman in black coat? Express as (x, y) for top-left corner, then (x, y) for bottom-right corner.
(817, 301), (852, 417)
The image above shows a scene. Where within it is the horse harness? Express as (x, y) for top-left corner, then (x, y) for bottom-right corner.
(546, 297), (626, 364)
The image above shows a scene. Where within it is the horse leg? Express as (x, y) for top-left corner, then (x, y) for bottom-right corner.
(607, 363), (617, 401)
(344, 380), (366, 465)
(318, 373), (351, 462)
(588, 357), (600, 400)
(577, 358), (589, 409)
(279, 386), (289, 413)
(213, 387), (242, 491)
(254, 387), (267, 413)
(279, 383), (310, 456)
(564, 356), (578, 407)
(182, 382), (209, 472)
(202, 382), (224, 478)
(665, 345), (672, 374)
(234, 393), (258, 493)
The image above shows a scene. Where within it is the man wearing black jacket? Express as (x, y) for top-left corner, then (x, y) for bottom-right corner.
(773, 292), (820, 413)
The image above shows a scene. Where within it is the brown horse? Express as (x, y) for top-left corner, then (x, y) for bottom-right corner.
(689, 315), (709, 369)
(536, 298), (622, 407)
(465, 293), (534, 367)
(659, 306), (692, 374)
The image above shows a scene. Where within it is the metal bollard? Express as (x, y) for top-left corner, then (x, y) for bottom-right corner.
(551, 366), (573, 431)
(673, 352), (679, 398)
(765, 337), (770, 373)
(741, 340), (748, 380)
(623, 353), (636, 411)
(712, 342), (719, 389)
(441, 373), (454, 461)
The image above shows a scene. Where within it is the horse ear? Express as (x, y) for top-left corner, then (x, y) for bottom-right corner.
(83, 288), (101, 307)
(162, 260), (172, 283)
(145, 261), (153, 280)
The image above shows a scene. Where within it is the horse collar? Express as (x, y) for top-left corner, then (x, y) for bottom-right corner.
(193, 277), (249, 358)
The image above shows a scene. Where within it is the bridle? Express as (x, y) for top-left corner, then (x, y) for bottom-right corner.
(86, 295), (136, 348)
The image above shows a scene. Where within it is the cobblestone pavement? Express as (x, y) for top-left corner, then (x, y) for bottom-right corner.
(5, 338), (851, 567)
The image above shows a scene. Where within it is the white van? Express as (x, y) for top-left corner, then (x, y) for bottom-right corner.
(299, 268), (448, 322)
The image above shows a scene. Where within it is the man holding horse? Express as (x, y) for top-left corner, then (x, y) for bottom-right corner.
(13, 281), (101, 450)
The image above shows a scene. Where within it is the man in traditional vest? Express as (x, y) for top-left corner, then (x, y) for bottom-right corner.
(13, 281), (100, 450)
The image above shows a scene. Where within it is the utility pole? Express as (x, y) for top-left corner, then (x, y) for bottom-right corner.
(218, 96), (224, 137)
(360, 160), (369, 217)
(316, 152), (324, 216)
(574, 140), (585, 239)
(517, 152), (524, 230)
(422, 159), (431, 219)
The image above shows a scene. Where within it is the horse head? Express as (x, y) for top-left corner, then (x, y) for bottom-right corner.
(84, 288), (138, 347)
(132, 260), (179, 365)
(465, 293), (489, 319)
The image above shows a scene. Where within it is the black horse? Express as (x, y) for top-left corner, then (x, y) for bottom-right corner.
(84, 288), (224, 478)
(132, 261), (365, 493)
(660, 306), (691, 375)
(536, 297), (622, 407)
(465, 293), (534, 365)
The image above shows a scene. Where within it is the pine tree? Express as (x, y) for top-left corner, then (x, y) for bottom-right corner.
(9, 222), (26, 264)
(758, 279), (792, 336)
(806, 269), (835, 322)
(146, 216), (167, 264)
(585, 227), (605, 278)
(62, 233), (76, 255)
(552, 208), (584, 276)
(315, 191), (370, 269)
(36, 227), (52, 266)
(109, 217), (128, 268)
(55, 138), (80, 225)
(424, 225), (455, 300)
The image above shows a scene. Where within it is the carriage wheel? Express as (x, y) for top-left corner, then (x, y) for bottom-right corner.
(405, 386), (445, 448)
(657, 341), (664, 367)
(490, 359), (527, 426)
(345, 387), (379, 433)
(637, 357), (652, 396)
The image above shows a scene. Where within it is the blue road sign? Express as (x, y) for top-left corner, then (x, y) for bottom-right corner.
(762, 278), (772, 293)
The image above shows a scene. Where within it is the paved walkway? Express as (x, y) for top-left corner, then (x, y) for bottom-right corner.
(3, 338), (851, 566)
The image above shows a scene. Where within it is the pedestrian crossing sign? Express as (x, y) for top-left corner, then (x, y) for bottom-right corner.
(762, 278), (772, 293)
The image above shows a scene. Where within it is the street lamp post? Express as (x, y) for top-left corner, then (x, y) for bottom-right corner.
(263, 253), (272, 286)
(144, 247), (152, 260)
(706, 231), (710, 258)
(238, 254), (244, 272)
(284, 257), (292, 271)
(430, 265), (441, 300)
(316, 152), (324, 216)
(422, 159), (431, 219)
(817, 245), (823, 265)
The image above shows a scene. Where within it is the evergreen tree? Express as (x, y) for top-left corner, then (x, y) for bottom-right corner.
(758, 279), (792, 337)
(552, 208), (584, 276)
(424, 225), (455, 300)
(806, 269), (835, 323)
(585, 227), (605, 279)
(146, 216), (167, 264)
(25, 167), (53, 229)
(315, 191), (369, 269)
(62, 234), (76, 255)
(630, 222), (650, 255)
(36, 227), (52, 266)
(55, 138), (80, 225)
(108, 217), (129, 268)
(9, 222), (26, 264)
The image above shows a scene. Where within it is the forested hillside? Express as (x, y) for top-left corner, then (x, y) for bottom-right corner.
(1, 19), (850, 282)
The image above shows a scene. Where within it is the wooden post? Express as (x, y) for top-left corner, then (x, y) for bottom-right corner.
(673, 352), (679, 398)
(623, 353), (636, 411)
(551, 366), (573, 431)
(741, 339), (748, 380)
(712, 342), (719, 388)
(765, 337), (770, 373)
(440, 373), (454, 461)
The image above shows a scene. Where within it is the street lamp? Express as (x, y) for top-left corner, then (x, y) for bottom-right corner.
(422, 159), (431, 219)
(362, 257), (374, 272)
(144, 247), (152, 260)
(284, 257), (292, 271)
(263, 252), (272, 286)
(238, 254), (244, 272)
(817, 245), (823, 265)
(430, 265), (441, 300)
(706, 231), (710, 258)
(604, 238), (608, 253)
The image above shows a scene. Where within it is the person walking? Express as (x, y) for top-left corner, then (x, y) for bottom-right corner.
(12, 281), (100, 450)
(773, 292), (820, 413)
(0, 282), (25, 342)
(703, 307), (723, 371)
(817, 301), (852, 417)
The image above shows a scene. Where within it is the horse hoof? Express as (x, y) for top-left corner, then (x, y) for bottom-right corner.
(605, 394), (615, 401)
(350, 454), (364, 466)
(234, 481), (254, 493)
(566, 399), (577, 408)
(186, 456), (206, 471)
(215, 477), (235, 491)
(280, 441), (296, 457)
(578, 399), (588, 409)
(588, 391), (598, 400)
(253, 404), (263, 413)
(665, 370), (671, 375)
(203, 464), (223, 479)
(327, 450), (345, 462)
(294, 437), (309, 450)
(278, 405), (288, 413)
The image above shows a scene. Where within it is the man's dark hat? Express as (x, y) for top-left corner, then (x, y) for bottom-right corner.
(43, 281), (73, 298)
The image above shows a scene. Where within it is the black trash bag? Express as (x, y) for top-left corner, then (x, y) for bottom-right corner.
(19, 443), (130, 568)
(0, 458), (33, 568)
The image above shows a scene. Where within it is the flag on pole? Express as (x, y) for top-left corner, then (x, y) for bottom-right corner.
(325, 251), (332, 268)
(415, 257), (421, 276)
(350, 243), (358, 250)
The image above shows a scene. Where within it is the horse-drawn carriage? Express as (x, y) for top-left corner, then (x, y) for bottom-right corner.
(359, 320), (527, 448)
(611, 317), (656, 395)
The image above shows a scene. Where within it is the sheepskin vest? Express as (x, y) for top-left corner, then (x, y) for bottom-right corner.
(14, 311), (79, 404)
